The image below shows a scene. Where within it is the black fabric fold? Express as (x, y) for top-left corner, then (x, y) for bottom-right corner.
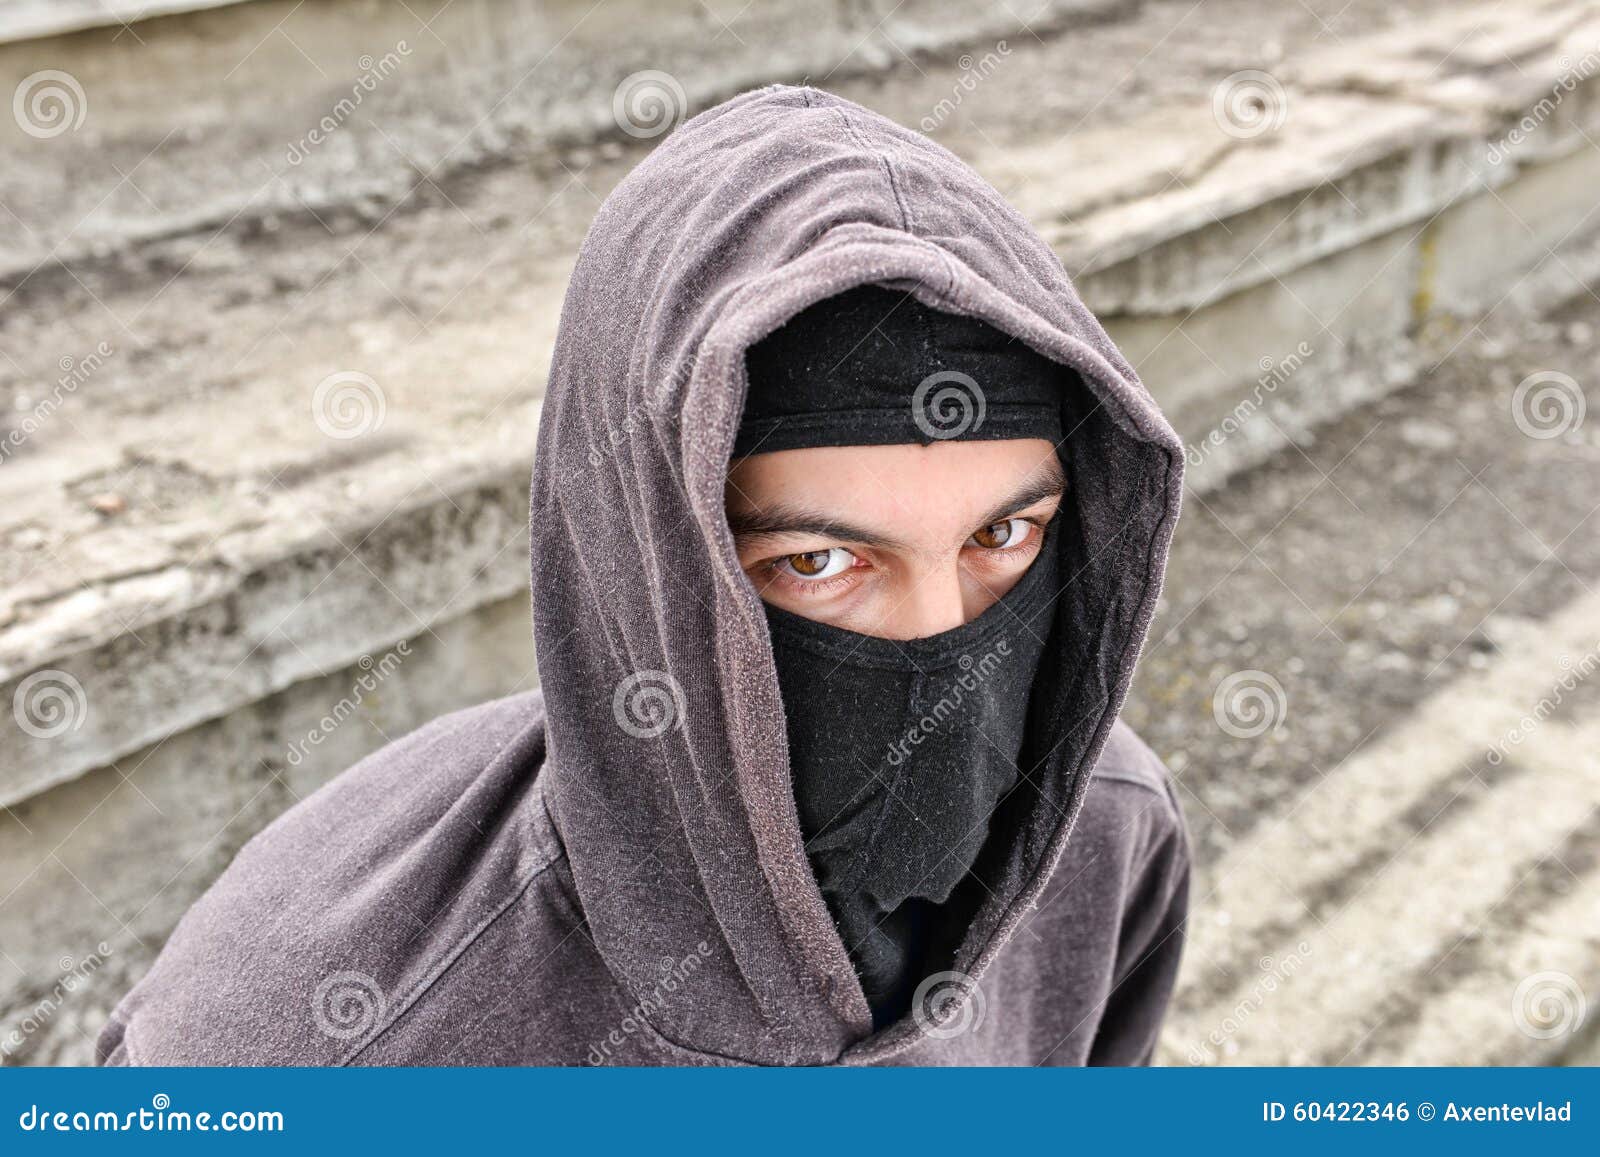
(735, 284), (1066, 455)
(766, 539), (1059, 1024)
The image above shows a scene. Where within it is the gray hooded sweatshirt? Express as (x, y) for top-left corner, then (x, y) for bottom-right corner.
(98, 85), (1189, 1068)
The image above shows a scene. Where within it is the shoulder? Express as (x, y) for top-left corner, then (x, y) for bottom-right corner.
(99, 692), (556, 1066)
(1072, 719), (1189, 871)
(1034, 719), (1191, 963)
(1094, 718), (1177, 798)
(282, 690), (548, 826)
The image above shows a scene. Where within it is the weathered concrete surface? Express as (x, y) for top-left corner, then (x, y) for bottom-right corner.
(0, 2), (249, 44)
(9, 0), (1600, 806)
(1, 593), (537, 1065)
(4, 0), (1600, 1065)
(1138, 294), (1600, 1064)
(0, 0), (1135, 280)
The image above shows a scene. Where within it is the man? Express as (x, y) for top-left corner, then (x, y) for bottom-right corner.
(99, 85), (1188, 1066)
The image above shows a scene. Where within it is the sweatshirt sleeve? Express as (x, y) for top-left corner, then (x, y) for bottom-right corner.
(1086, 770), (1191, 1066)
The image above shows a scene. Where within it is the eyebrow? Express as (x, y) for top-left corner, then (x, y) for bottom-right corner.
(728, 454), (1067, 549)
(727, 503), (906, 549)
(975, 455), (1067, 527)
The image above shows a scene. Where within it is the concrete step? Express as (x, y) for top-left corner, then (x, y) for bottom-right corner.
(0, 0), (1134, 281)
(0, 1), (248, 44)
(7, 0), (1600, 808)
(1179, 583), (1600, 986)
(5, 0), (1600, 1065)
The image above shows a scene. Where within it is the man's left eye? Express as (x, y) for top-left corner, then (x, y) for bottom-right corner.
(969, 518), (1029, 550)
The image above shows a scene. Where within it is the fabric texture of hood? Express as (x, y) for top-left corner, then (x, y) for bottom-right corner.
(529, 84), (1183, 1062)
(97, 84), (1189, 1068)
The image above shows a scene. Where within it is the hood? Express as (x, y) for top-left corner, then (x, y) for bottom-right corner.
(529, 85), (1182, 1066)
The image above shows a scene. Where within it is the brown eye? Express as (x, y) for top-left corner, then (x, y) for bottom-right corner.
(970, 518), (1025, 549)
(778, 548), (853, 581)
(789, 550), (830, 576)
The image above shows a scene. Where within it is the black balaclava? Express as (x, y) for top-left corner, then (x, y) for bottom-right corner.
(738, 285), (1068, 1026)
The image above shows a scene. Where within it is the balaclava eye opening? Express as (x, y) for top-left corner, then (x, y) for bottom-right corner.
(737, 285), (1069, 1028)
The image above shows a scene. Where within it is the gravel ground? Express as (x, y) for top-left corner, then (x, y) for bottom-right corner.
(1124, 293), (1600, 1063)
(1125, 301), (1600, 863)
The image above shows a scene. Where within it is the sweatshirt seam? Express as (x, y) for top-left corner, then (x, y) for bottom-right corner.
(1109, 807), (1189, 995)
(341, 843), (563, 1065)
(1092, 768), (1179, 802)
(834, 107), (915, 237)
